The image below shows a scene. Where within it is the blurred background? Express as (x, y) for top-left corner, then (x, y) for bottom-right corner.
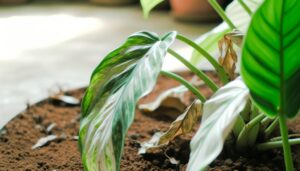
(0, 0), (230, 128)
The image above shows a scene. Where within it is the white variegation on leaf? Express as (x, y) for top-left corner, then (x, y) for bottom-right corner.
(187, 77), (249, 171)
(79, 31), (177, 171)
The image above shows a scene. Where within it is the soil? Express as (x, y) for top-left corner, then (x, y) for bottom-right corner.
(1, 72), (300, 171)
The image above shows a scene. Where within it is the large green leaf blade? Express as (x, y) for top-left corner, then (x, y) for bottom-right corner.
(241, 0), (300, 118)
(187, 77), (249, 171)
(79, 31), (176, 171)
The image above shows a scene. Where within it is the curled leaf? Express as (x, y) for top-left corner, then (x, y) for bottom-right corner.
(139, 85), (188, 114)
(139, 100), (202, 154)
(158, 100), (202, 145)
(139, 77), (204, 115)
(226, 29), (244, 47)
(218, 34), (238, 80)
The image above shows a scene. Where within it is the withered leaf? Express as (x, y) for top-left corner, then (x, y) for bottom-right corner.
(226, 29), (244, 47)
(139, 100), (202, 154)
(139, 77), (204, 119)
(218, 32), (239, 80)
(139, 85), (188, 113)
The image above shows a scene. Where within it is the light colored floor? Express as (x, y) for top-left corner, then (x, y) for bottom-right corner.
(0, 2), (216, 128)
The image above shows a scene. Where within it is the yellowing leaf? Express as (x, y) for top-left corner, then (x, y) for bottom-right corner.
(158, 100), (202, 145)
(139, 100), (202, 154)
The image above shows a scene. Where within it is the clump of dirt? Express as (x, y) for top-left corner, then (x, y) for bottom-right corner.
(1, 72), (300, 171)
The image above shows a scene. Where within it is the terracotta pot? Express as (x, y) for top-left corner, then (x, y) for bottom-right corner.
(89, 0), (138, 6)
(170, 0), (224, 22)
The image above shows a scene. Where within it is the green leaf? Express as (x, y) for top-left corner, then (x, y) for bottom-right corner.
(191, 0), (262, 64)
(187, 77), (249, 171)
(241, 0), (300, 118)
(79, 31), (176, 171)
(140, 0), (165, 18)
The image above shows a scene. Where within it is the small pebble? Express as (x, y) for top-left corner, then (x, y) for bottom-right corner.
(224, 158), (233, 165)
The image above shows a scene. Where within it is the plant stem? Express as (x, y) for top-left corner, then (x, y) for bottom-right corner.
(256, 138), (300, 151)
(160, 70), (206, 102)
(271, 134), (300, 142)
(264, 118), (279, 138)
(278, 115), (294, 171)
(167, 49), (219, 92)
(236, 113), (265, 149)
(237, 0), (252, 16)
(176, 34), (230, 84)
(261, 116), (274, 129)
(208, 0), (236, 29)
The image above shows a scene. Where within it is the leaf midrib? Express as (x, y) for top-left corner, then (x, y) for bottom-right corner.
(279, 0), (285, 115)
(111, 41), (162, 168)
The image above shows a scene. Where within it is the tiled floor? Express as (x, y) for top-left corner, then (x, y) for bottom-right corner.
(0, 2), (216, 128)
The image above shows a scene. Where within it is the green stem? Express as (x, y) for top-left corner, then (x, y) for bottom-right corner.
(160, 71), (206, 102)
(278, 115), (294, 171)
(237, 0), (252, 16)
(271, 134), (300, 142)
(168, 49), (219, 92)
(208, 0), (236, 29)
(261, 116), (274, 129)
(264, 118), (279, 138)
(256, 138), (300, 151)
(176, 34), (230, 84)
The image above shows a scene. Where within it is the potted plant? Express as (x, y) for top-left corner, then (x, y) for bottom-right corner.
(1, 0), (300, 170)
(80, 0), (300, 170)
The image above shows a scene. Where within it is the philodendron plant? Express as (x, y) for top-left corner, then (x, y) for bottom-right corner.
(79, 0), (300, 171)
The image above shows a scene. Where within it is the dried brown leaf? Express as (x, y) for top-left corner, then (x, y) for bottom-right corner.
(158, 100), (202, 145)
(218, 32), (239, 80)
(139, 78), (204, 119)
(226, 29), (244, 47)
(138, 100), (202, 154)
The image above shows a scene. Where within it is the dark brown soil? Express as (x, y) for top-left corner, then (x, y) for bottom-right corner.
(1, 72), (300, 171)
